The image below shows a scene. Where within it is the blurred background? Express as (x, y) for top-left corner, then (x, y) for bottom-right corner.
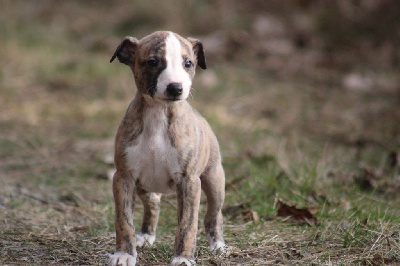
(1, 0), (399, 150)
(1, 0), (399, 264)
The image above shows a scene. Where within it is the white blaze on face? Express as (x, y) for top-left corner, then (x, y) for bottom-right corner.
(156, 32), (192, 101)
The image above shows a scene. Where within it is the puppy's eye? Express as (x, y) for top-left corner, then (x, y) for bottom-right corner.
(147, 59), (158, 68)
(184, 60), (192, 68)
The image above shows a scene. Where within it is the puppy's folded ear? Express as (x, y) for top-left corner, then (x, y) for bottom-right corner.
(188, 38), (207, 70)
(110, 37), (138, 65)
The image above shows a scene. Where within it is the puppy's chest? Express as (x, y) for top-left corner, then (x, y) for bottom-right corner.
(125, 110), (180, 193)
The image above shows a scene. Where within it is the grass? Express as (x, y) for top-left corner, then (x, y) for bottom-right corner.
(1, 1), (400, 265)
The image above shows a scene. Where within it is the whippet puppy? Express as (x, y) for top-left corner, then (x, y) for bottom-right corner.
(109, 31), (225, 266)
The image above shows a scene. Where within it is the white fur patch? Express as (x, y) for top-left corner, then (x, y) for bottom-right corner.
(125, 102), (180, 193)
(109, 251), (137, 266)
(170, 257), (195, 266)
(209, 240), (225, 253)
(136, 233), (156, 247)
(156, 32), (192, 101)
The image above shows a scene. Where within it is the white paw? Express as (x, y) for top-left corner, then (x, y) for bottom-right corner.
(170, 256), (195, 266)
(209, 240), (225, 253)
(136, 233), (156, 247)
(109, 251), (137, 266)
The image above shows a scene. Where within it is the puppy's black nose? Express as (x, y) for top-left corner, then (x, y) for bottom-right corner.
(166, 83), (183, 97)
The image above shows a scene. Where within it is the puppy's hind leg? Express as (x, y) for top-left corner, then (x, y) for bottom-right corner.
(136, 187), (161, 247)
(201, 163), (225, 252)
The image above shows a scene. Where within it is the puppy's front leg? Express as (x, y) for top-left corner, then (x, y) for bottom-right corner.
(110, 171), (137, 266)
(171, 177), (201, 266)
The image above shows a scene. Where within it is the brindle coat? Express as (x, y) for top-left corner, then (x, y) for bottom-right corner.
(109, 31), (225, 266)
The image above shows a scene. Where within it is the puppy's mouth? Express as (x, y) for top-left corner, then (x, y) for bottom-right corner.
(151, 95), (183, 103)
(166, 97), (182, 102)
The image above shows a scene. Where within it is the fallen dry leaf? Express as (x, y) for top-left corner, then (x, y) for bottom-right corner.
(354, 165), (381, 190)
(243, 209), (260, 223)
(354, 168), (375, 190)
(388, 151), (398, 169)
(369, 254), (396, 265)
(276, 200), (318, 226)
(223, 203), (260, 223)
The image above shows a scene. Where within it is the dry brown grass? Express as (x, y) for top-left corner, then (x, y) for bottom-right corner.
(1, 0), (399, 265)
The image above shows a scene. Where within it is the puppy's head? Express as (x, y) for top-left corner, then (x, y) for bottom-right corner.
(111, 31), (206, 102)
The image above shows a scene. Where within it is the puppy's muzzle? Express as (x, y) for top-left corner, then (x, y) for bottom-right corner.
(166, 83), (183, 98)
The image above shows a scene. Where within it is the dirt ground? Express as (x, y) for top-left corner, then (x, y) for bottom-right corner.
(1, 1), (400, 265)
